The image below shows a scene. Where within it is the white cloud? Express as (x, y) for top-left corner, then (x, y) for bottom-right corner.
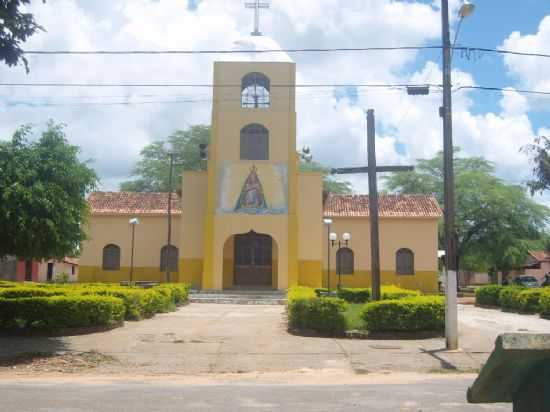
(500, 16), (550, 93)
(0, 0), (547, 199)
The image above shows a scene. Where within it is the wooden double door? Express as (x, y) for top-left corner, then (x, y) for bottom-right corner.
(234, 232), (273, 287)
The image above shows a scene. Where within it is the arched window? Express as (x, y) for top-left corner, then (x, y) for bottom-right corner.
(396, 248), (414, 275)
(241, 72), (270, 108)
(160, 245), (179, 272)
(103, 244), (121, 271)
(240, 124), (269, 160)
(336, 247), (354, 275)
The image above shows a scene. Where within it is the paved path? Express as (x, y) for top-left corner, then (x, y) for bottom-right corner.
(458, 304), (550, 352)
(1, 303), (548, 376)
(0, 375), (511, 411)
(0, 304), (483, 376)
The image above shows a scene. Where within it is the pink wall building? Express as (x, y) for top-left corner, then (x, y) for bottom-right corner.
(14, 258), (78, 283)
(523, 250), (550, 283)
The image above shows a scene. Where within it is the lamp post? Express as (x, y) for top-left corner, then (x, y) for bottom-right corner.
(441, 0), (475, 350)
(330, 232), (351, 290)
(323, 218), (333, 292)
(129, 217), (139, 283)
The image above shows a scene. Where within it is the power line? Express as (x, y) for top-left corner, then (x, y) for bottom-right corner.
(22, 46), (441, 55)
(2, 88), (415, 107)
(454, 85), (550, 96)
(0, 82), (441, 89)
(20, 46), (550, 59)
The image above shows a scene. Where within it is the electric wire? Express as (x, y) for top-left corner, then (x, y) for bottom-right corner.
(19, 46), (550, 59)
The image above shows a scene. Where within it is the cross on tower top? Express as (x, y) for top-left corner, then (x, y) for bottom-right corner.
(245, 0), (270, 36)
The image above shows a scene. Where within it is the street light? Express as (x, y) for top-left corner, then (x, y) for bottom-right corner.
(330, 232), (351, 290)
(300, 146), (313, 163)
(458, 1), (475, 18)
(323, 218), (333, 292)
(441, 0), (475, 350)
(129, 217), (140, 283)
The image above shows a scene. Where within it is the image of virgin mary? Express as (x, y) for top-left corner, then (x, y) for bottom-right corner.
(235, 165), (268, 212)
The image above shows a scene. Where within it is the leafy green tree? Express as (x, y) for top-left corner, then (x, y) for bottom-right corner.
(1, 0), (46, 72)
(299, 160), (353, 194)
(384, 150), (549, 272)
(0, 121), (98, 260)
(522, 135), (550, 195)
(121, 125), (353, 194)
(120, 125), (210, 192)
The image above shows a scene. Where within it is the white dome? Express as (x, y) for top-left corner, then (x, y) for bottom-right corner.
(218, 35), (293, 63)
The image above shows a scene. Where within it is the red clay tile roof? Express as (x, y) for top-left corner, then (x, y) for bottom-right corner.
(324, 194), (442, 218)
(88, 192), (181, 216)
(528, 250), (550, 262)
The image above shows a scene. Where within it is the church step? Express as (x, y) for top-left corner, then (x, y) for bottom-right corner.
(190, 289), (286, 295)
(189, 290), (287, 305)
(189, 296), (287, 305)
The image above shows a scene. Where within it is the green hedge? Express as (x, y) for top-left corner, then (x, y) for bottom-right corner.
(337, 288), (371, 303)
(361, 296), (445, 332)
(80, 284), (188, 320)
(517, 289), (544, 313)
(499, 286), (525, 311)
(320, 286), (420, 304)
(0, 282), (190, 329)
(475, 285), (503, 306)
(0, 295), (125, 329)
(381, 286), (421, 300)
(288, 287), (347, 335)
(539, 290), (550, 319)
(0, 287), (69, 299)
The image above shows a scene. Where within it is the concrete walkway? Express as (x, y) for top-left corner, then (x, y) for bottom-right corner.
(0, 303), (513, 376)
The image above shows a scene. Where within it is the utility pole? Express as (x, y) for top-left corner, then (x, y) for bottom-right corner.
(366, 110), (381, 301)
(441, 0), (458, 350)
(166, 153), (174, 283)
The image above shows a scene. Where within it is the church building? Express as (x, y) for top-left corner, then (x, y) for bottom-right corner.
(79, 29), (442, 293)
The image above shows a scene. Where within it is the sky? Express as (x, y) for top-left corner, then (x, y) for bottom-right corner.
(1, 0), (550, 202)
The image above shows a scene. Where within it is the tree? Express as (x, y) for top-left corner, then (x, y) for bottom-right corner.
(120, 125), (210, 192)
(522, 135), (550, 195)
(384, 150), (549, 272)
(0, 121), (98, 260)
(121, 125), (353, 194)
(0, 1), (46, 72)
(299, 160), (353, 194)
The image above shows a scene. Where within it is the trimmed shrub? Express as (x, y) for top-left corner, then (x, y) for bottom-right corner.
(0, 295), (125, 329)
(337, 288), (370, 303)
(381, 285), (421, 300)
(155, 284), (190, 306)
(499, 286), (525, 311)
(288, 287), (347, 335)
(517, 289), (544, 313)
(361, 296), (445, 332)
(539, 290), (550, 319)
(0, 287), (69, 299)
(0, 281), (17, 288)
(475, 285), (503, 307)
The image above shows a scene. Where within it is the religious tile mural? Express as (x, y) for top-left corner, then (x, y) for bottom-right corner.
(218, 163), (288, 215)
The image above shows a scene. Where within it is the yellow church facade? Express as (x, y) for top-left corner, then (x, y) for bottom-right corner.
(79, 61), (442, 293)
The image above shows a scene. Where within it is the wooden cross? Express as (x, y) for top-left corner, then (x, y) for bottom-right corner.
(245, 0), (270, 36)
(332, 109), (414, 301)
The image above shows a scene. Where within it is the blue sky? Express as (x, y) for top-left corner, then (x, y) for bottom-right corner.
(0, 0), (549, 198)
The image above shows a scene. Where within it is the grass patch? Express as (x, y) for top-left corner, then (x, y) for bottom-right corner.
(344, 303), (367, 330)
